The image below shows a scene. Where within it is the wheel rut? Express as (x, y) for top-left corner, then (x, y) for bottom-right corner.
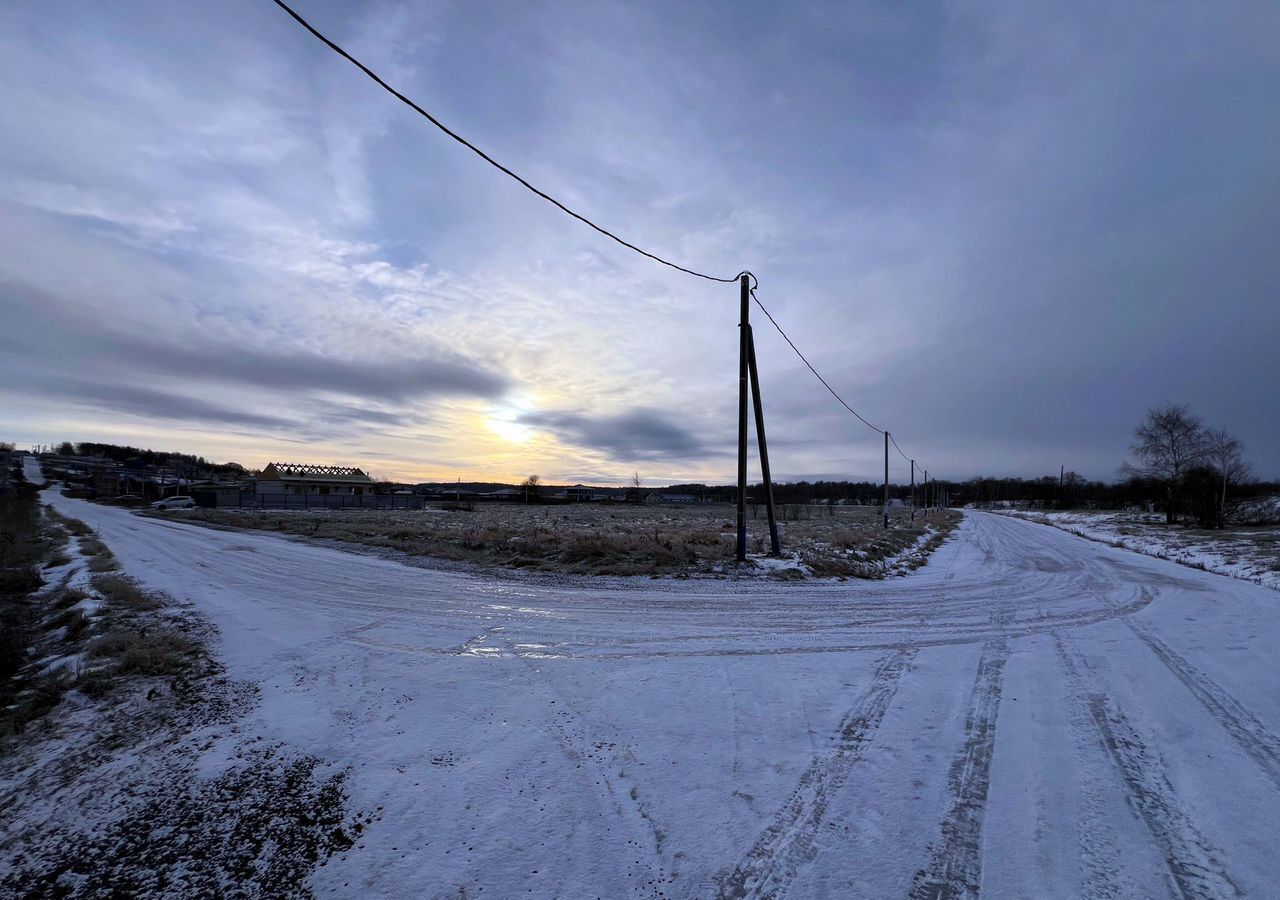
(715, 648), (916, 900)
(1125, 618), (1280, 791)
(908, 638), (1009, 900)
(1055, 633), (1242, 900)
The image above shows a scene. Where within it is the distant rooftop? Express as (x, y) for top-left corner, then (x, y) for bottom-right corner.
(261, 462), (372, 483)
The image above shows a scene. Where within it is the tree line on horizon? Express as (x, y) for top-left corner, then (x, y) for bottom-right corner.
(28, 410), (1274, 527)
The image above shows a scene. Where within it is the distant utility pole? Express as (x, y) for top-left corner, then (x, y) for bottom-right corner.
(910, 459), (916, 524)
(923, 470), (929, 516)
(883, 431), (890, 529)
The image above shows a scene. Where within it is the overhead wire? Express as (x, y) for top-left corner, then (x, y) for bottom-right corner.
(888, 433), (912, 464)
(271, 0), (938, 480)
(269, 0), (742, 284)
(751, 287), (930, 475)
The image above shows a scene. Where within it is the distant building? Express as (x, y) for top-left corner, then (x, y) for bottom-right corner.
(257, 462), (374, 497)
(657, 493), (698, 503)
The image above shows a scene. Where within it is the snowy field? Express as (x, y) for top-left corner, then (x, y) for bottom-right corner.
(1000, 509), (1280, 592)
(6, 465), (1280, 898)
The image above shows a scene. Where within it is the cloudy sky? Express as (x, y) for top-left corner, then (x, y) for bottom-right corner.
(2, 0), (1277, 484)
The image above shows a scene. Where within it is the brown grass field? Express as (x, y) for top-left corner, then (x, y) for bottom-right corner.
(172, 502), (961, 578)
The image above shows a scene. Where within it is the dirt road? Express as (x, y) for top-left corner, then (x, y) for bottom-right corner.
(37, 487), (1280, 899)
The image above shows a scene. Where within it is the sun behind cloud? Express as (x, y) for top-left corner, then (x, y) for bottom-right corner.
(485, 398), (535, 445)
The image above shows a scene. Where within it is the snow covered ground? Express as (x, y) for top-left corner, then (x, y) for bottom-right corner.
(1001, 509), (1280, 592)
(10, 471), (1280, 898)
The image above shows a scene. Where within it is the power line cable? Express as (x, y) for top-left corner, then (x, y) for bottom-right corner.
(889, 432), (912, 465)
(269, 0), (741, 284)
(749, 288), (882, 434)
(272, 0), (939, 479)
(752, 287), (930, 473)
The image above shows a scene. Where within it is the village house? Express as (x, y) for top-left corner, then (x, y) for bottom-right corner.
(256, 463), (375, 498)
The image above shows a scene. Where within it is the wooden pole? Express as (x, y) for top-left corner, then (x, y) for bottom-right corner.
(736, 273), (749, 561)
(883, 431), (890, 528)
(747, 326), (781, 555)
(910, 459), (916, 524)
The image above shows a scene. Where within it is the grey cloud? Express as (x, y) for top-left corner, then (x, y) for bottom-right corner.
(2, 283), (509, 404)
(520, 408), (709, 461)
(35, 378), (292, 431)
(124, 339), (509, 403)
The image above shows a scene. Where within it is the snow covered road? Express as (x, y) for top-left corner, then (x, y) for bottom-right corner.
(44, 489), (1280, 899)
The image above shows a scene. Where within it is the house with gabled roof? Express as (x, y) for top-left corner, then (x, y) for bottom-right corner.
(256, 462), (375, 497)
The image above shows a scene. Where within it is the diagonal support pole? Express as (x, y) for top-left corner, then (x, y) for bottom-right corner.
(747, 325), (781, 555)
(736, 274), (750, 561)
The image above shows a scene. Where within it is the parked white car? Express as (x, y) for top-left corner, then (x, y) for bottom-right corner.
(151, 496), (195, 510)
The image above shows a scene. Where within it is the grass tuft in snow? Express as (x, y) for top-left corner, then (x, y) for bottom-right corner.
(85, 552), (119, 573)
(91, 574), (160, 611)
(90, 628), (201, 677)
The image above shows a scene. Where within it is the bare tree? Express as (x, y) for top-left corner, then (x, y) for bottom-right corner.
(627, 472), (643, 504)
(1122, 404), (1206, 524)
(521, 474), (541, 504)
(1202, 427), (1251, 528)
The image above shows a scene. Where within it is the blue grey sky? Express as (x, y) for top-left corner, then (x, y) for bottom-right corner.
(1, 0), (1276, 483)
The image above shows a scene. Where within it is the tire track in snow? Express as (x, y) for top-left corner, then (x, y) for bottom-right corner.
(526, 584), (1153, 663)
(1055, 633), (1242, 900)
(908, 638), (1008, 900)
(715, 649), (916, 900)
(517, 655), (674, 899)
(1125, 618), (1280, 791)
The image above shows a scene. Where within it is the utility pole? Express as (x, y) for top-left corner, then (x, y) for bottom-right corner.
(883, 431), (890, 528)
(747, 326), (781, 555)
(1059, 464), (1064, 509)
(910, 459), (916, 524)
(923, 470), (929, 516)
(736, 273), (750, 561)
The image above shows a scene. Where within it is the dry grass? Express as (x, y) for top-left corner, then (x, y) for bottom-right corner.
(79, 536), (109, 557)
(90, 628), (199, 676)
(46, 509), (94, 538)
(92, 574), (161, 611)
(183, 503), (961, 578)
(49, 608), (91, 640)
(86, 553), (120, 573)
(50, 586), (88, 611)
